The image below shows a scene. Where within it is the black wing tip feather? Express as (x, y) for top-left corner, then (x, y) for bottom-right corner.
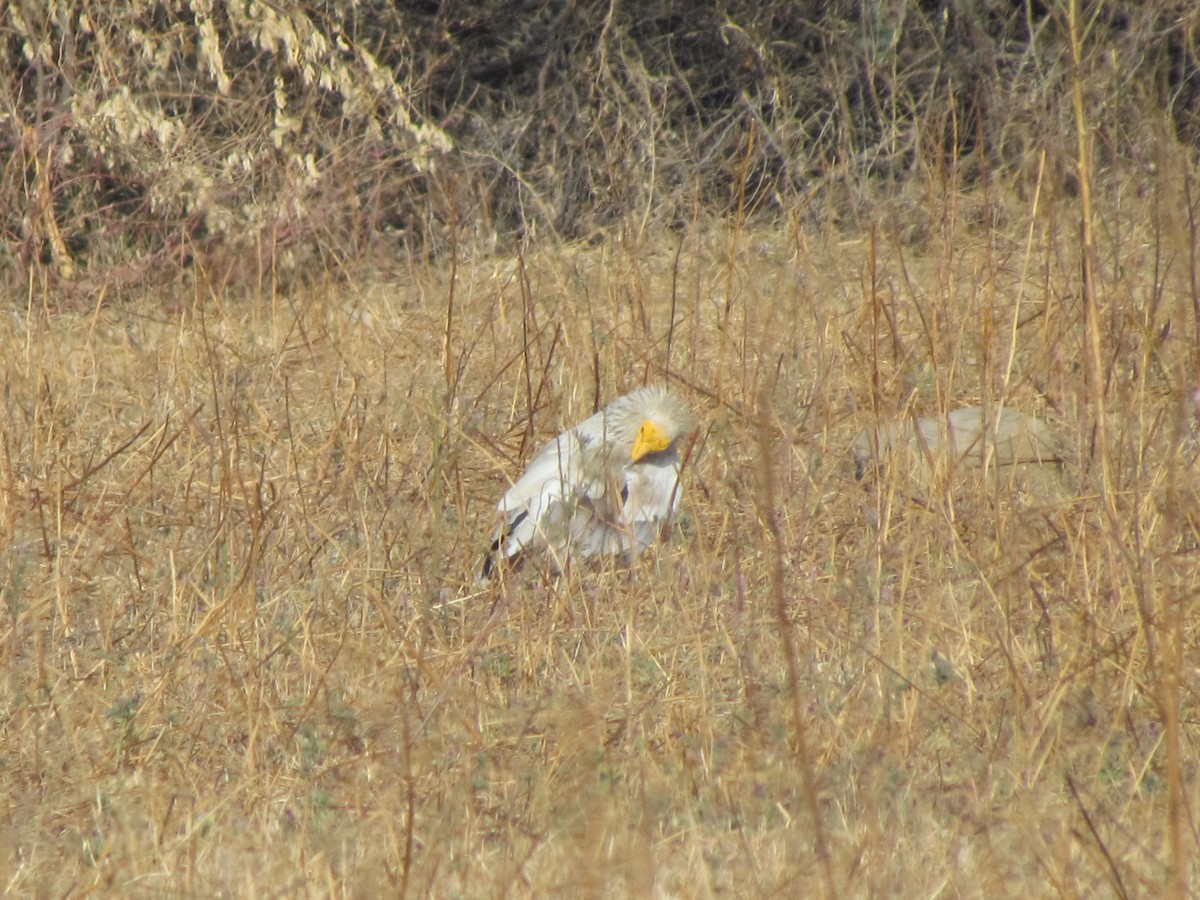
(480, 510), (528, 580)
(480, 543), (500, 579)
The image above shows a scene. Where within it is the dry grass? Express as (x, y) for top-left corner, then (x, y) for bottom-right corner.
(2, 165), (1198, 896)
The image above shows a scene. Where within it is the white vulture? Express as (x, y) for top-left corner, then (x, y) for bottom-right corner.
(482, 385), (697, 577)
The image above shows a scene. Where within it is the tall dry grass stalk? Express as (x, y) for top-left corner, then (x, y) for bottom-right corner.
(1069, 4), (1189, 898)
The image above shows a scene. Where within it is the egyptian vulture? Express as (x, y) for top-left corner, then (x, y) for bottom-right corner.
(851, 406), (1060, 482)
(482, 385), (697, 577)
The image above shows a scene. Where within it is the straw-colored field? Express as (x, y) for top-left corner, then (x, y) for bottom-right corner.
(2, 198), (1197, 893)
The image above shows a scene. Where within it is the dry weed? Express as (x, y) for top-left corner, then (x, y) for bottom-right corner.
(2, 145), (1197, 895)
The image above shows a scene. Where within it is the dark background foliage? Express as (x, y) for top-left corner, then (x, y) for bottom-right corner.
(2, 0), (1197, 298)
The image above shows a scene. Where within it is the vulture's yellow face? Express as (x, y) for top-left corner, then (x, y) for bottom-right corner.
(631, 419), (672, 461)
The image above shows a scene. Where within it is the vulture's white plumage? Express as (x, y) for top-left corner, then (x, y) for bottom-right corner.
(482, 385), (697, 576)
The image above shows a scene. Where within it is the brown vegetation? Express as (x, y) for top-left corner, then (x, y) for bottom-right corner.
(1, 1), (1198, 896)
(4, 1), (1199, 296)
